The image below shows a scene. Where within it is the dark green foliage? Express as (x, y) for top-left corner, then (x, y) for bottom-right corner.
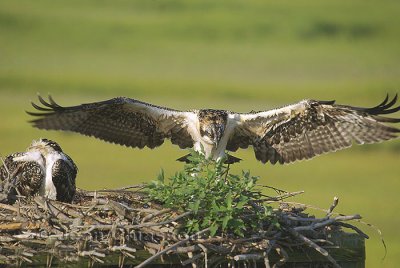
(145, 150), (278, 236)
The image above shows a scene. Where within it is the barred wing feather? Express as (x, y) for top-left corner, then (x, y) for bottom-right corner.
(233, 95), (400, 164)
(28, 96), (197, 150)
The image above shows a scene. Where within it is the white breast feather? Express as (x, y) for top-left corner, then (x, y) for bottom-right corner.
(13, 151), (44, 165)
(213, 114), (239, 160)
(41, 153), (66, 200)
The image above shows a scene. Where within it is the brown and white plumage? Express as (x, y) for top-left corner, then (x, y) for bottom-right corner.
(1, 139), (77, 203)
(0, 152), (43, 202)
(230, 96), (400, 164)
(29, 96), (195, 150)
(28, 95), (400, 165)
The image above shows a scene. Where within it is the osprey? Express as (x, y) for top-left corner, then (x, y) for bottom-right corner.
(0, 139), (77, 203)
(28, 95), (400, 164)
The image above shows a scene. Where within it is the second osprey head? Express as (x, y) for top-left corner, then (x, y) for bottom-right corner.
(198, 109), (228, 146)
(28, 138), (64, 156)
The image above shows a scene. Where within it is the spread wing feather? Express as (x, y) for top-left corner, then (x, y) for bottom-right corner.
(231, 95), (400, 164)
(28, 95), (197, 150)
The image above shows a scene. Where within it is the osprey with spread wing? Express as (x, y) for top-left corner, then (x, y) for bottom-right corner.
(28, 95), (400, 164)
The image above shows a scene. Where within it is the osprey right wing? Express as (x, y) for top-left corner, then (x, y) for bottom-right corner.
(28, 96), (198, 150)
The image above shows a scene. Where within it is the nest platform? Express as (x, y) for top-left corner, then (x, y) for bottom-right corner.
(0, 186), (366, 268)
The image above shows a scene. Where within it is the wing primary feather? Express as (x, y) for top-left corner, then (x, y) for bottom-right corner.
(377, 104), (400, 115)
(371, 93), (389, 109)
(376, 93), (398, 111)
(343, 94), (399, 115)
(37, 94), (54, 108)
(31, 101), (53, 111)
(26, 111), (52, 117)
(361, 95), (392, 113)
(317, 100), (336, 105)
(372, 115), (400, 123)
(48, 95), (63, 108)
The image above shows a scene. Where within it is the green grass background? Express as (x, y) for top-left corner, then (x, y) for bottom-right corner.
(1, 0), (400, 266)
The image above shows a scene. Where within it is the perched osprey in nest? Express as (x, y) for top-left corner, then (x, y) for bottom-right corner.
(28, 95), (400, 164)
(0, 139), (77, 203)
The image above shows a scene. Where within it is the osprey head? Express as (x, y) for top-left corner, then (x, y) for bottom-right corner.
(28, 138), (63, 155)
(198, 109), (228, 146)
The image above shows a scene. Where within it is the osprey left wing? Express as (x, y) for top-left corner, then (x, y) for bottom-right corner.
(230, 95), (400, 164)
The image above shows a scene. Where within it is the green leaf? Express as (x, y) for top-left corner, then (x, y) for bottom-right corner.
(157, 169), (165, 183)
(236, 197), (248, 209)
(230, 218), (245, 231)
(263, 205), (273, 216)
(226, 192), (232, 210)
(190, 199), (201, 213)
(211, 200), (219, 211)
(222, 215), (231, 230)
(246, 179), (254, 189)
(234, 229), (245, 237)
(210, 223), (219, 236)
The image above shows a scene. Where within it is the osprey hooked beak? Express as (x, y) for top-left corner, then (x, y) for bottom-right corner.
(212, 124), (225, 146)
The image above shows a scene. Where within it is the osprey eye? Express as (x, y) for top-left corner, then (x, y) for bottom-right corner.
(200, 128), (212, 137)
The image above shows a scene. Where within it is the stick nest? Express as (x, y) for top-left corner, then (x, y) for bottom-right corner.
(0, 152), (367, 267)
(0, 186), (367, 268)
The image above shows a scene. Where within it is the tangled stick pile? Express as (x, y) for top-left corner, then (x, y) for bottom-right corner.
(0, 154), (367, 268)
(0, 189), (366, 267)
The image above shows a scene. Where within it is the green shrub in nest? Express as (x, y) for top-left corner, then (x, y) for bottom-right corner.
(145, 150), (279, 237)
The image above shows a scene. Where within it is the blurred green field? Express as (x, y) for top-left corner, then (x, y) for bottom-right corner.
(1, 0), (400, 267)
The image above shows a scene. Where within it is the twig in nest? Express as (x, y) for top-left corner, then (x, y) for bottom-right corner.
(34, 196), (70, 222)
(135, 227), (210, 268)
(181, 252), (205, 266)
(264, 253), (271, 268)
(333, 222), (369, 239)
(82, 210), (193, 233)
(48, 201), (83, 218)
(279, 201), (330, 214)
(0, 155), (11, 180)
(262, 191), (305, 202)
(311, 239), (335, 246)
(0, 203), (19, 213)
(233, 254), (264, 261)
(294, 214), (362, 232)
(257, 185), (288, 195)
(78, 250), (105, 263)
(286, 227), (340, 268)
(356, 218), (387, 260)
(136, 210), (193, 228)
(109, 245), (136, 262)
(327, 196), (339, 216)
(274, 244), (289, 267)
(0, 222), (22, 231)
(141, 208), (172, 223)
(198, 243), (208, 268)
(95, 184), (146, 192)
